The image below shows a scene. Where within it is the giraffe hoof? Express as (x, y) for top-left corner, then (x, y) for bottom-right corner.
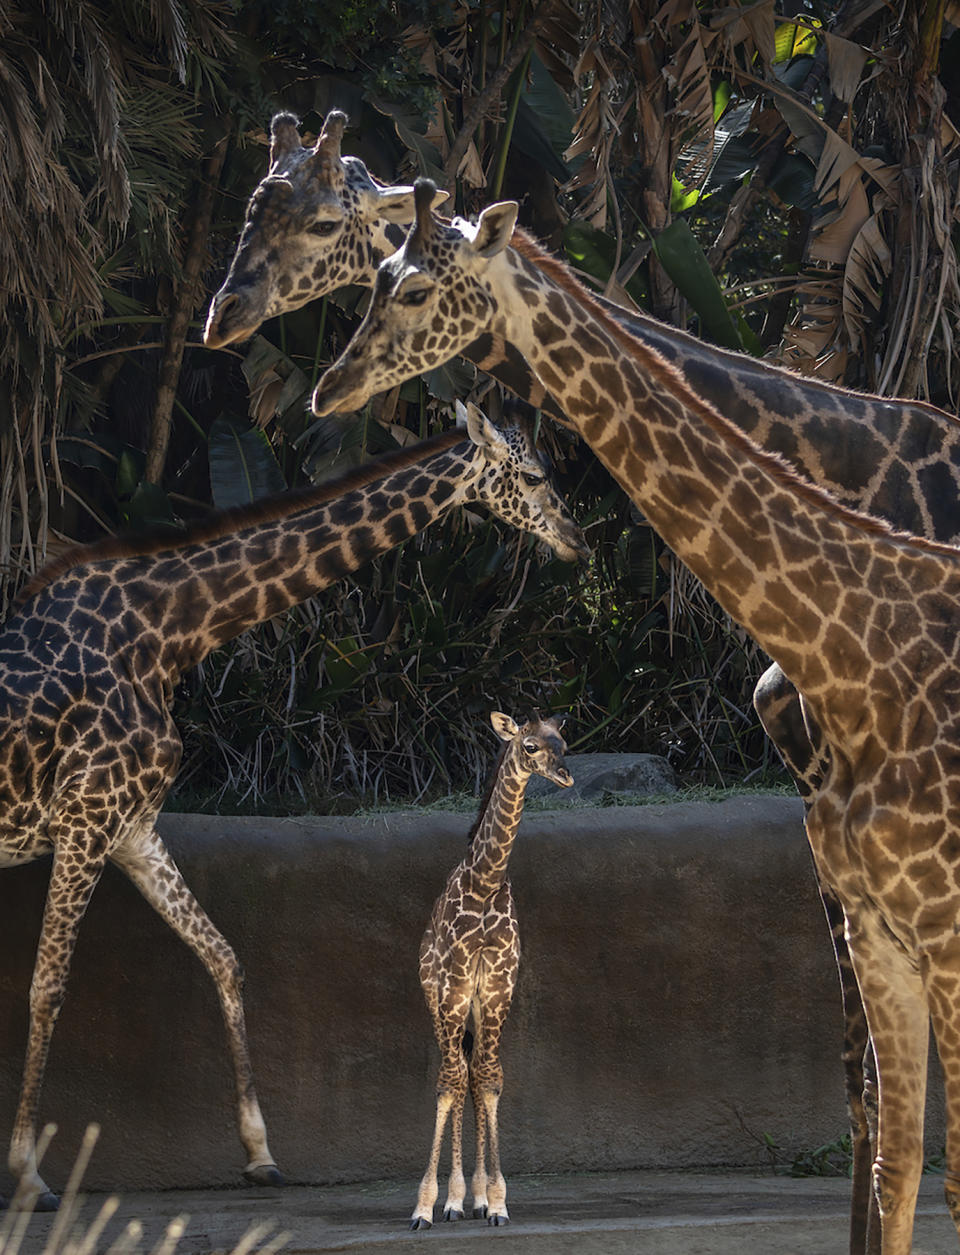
(473, 1205), (488, 1219)
(488, 1213), (509, 1226)
(409, 1216), (432, 1230)
(442, 1207), (464, 1221)
(243, 1164), (285, 1188)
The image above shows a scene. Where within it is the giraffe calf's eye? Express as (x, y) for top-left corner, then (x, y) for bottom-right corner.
(402, 288), (430, 307)
(308, 220), (339, 237)
(523, 739), (539, 753)
(522, 472), (544, 487)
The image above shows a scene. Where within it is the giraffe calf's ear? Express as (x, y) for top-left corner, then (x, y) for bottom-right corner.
(466, 404), (509, 462)
(490, 711), (520, 741)
(473, 201), (519, 259)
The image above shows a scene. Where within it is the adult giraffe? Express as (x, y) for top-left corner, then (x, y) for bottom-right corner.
(312, 183), (960, 1255)
(0, 404), (586, 1209)
(207, 112), (960, 1253)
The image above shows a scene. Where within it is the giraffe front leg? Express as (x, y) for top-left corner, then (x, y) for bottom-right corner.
(845, 910), (928, 1255)
(411, 1019), (469, 1229)
(112, 829), (281, 1187)
(9, 845), (107, 1211)
(477, 1063), (508, 1225)
(441, 1083), (467, 1222)
(469, 1061), (490, 1219)
(471, 960), (516, 1226)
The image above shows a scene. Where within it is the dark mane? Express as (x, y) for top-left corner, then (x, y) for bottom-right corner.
(17, 429), (465, 607)
(468, 741), (510, 845)
(509, 228), (960, 563)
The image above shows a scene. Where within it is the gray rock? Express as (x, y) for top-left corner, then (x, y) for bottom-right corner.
(526, 752), (677, 803)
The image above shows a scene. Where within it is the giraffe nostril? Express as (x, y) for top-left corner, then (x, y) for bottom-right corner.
(203, 291), (240, 346)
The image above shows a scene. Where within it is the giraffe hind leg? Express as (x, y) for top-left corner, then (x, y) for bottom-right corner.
(112, 826), (282, 1186)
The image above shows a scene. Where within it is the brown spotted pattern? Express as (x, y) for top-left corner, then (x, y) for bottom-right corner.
(313, 186), (960, 1254)
(203, 110), (432, 348)
(0, 415), (586, 1208)
(410, 713), (572, 1230)
(222, 137), (960, 1251)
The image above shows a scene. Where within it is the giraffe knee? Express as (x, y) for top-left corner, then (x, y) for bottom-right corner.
(873, 1159), (922, 1222)
(29, 976), (67, 1023)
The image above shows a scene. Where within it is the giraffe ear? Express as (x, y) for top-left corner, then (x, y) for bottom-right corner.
(464, 403), (509, 462)
(370, 183), (449, 224)
(472, 201), (518, 259)
(269, 113), (302, 168)
(490, 711), (519, 741)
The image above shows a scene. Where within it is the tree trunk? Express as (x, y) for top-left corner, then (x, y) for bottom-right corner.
(145, 122), (232, 485)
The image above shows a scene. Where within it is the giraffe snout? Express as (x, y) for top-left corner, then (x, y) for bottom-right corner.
(204, 290), (245, 348)
(548, 765), (574, 789)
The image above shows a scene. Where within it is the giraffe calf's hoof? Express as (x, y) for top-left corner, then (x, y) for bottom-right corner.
(488, 1213), (509, 1226)
(243, 1164), (285, 1188)
(473, 1205), (488, 1219)
(442, 1207), (464, 1221)
(409, 1216), (432, 1230)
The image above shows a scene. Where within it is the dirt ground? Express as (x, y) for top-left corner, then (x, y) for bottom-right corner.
(13, 1170), (960, 1255)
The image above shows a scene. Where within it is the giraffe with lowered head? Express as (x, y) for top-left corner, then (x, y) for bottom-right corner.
(207, 115), (960, 1252)
(0, 401), (586, 1209)
(412, 711), (572, 1230)
(312, 182), (960, 1254)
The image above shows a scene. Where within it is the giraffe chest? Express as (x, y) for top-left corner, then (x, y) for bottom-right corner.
(806, 749), (960, 951)
(432, 882), (518, 958)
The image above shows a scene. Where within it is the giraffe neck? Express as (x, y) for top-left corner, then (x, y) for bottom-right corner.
(466, 267), (960, 544)
(464, 743), (530, 897)
(28, 433), (477, 687)
(489, 245), (954, 732)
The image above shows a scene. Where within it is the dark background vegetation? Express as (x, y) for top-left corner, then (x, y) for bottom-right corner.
(2, 0), (959, 810)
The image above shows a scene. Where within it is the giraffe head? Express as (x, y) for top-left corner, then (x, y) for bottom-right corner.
(311, 178), (518, 416)
(457, 401), (589, 564)
(490, 711), (574, 788)
(204, 112), (448, 348)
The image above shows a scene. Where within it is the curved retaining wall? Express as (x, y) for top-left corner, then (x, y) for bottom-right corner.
(0, 795), (945, 1192)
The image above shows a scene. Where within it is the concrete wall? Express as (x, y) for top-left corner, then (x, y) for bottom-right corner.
(0, 795), (944, 1193)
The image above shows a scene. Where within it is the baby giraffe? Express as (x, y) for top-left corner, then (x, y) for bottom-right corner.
(411, 711), (573, 1230)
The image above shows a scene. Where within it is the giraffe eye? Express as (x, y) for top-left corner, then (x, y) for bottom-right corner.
(523, 739), (539, 753)
(308, 220), (339, 237)
(401, 287), (430, 307)
(522, 471), (544, 487)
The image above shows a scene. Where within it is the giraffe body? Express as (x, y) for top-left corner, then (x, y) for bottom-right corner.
(213, 116), (960, 1252)
(0, 408), (586, 1208)
(312, 186), (960, 1253)
(412, 711), (572, 1230)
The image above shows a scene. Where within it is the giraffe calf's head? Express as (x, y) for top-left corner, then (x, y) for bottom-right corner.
(459, 401), (589, 565)
(311, 179), (518, 417)
(204, 112), (447, 348)
(490, 711), (574, 789)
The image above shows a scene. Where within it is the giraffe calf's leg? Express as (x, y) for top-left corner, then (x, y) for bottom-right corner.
(441, 1089), (466, 1221)
(469, 1061), (489, 1218)
(411, 1092), (454, 1229)
(411, 1035), (468, 1229)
